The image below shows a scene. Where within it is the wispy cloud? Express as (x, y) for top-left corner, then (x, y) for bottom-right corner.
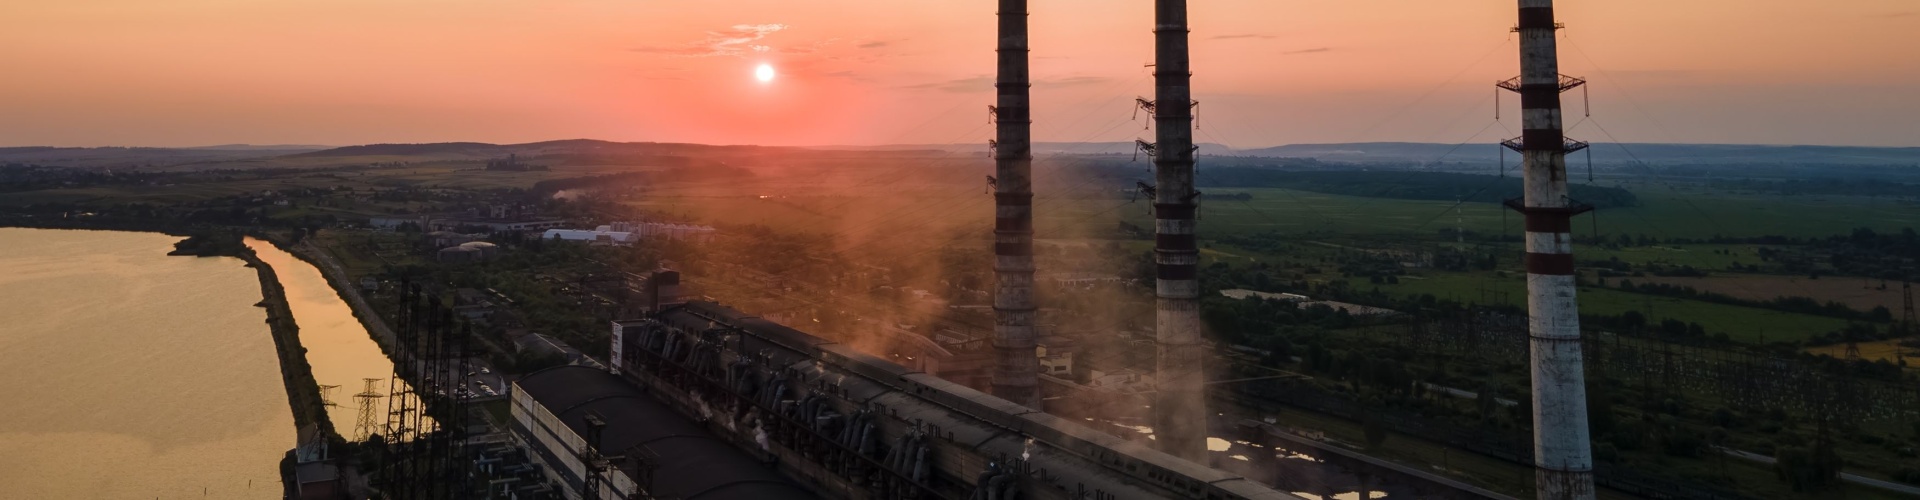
(1610, 69), (1691, 79)
(780, 38), (841, 55)
(632, 24), (789, 57)
(857, 40), (890, 49)
(1212, 34), (1276, 40)
(899, 75), (994, 93)
(1282, 47), (1331, 55)
(899, 75), (1114, 93)
(1038, 76), (1111, 87)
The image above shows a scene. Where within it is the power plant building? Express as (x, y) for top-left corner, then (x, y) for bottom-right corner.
(508, 365), (816, 500)
(606, 299), (1302, 500)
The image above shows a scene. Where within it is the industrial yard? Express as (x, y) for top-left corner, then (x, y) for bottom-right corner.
(4, 1), (1920, 499)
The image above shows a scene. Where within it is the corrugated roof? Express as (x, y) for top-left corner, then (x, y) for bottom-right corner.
(516, 366), (815, 500)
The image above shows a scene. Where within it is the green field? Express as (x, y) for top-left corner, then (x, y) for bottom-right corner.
(1311, 270), (1852, 343)
(1117, 186), (1920, 239)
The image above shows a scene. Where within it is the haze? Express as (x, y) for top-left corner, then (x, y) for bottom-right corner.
(2, 0), (1916, 147)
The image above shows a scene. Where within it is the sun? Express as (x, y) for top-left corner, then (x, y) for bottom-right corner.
(754, 63), (775, 83)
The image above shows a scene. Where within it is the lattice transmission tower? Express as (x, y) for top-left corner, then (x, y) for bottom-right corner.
(354, 377), (385, 442)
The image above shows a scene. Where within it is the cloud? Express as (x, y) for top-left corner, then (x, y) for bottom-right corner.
(1282, 47), (1331, 55)
(1037, 76), (1111, 87)
(633, 23), (790, 57)
(858, 40), (890, 49)
(780, 38), (841, 54)
(1610, 69), (1692, 79)
(1212, 34), (1276, 40)
(898, 75), (1113, 93)
(899, 75), (994, 93)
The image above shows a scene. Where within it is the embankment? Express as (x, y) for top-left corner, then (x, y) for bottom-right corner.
(274, 237), (399, 351)
(235, 245), (342, 443)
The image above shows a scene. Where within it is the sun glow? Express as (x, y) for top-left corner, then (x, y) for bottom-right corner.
(754, 63), (775, 83)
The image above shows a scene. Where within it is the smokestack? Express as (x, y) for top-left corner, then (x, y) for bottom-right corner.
(990, 0), (1041, 408)
(1509, 1), (1595, 497)
(1151, 0), (1208, 462)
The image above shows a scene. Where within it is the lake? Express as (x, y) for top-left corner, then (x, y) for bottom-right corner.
(0, 228), (290, 498)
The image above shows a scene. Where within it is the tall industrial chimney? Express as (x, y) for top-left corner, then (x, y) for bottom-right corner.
(990, 0), (1041, 408)
(1508, 1), (1595, 497)
(1151, 0), (1208, 462)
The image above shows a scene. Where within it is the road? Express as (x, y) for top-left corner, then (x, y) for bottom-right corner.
(295, 239), (509, 400)
(1719, 447), (1920, 496)
(293, 240), (397, 348)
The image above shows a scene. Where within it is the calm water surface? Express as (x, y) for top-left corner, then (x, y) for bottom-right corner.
(0, 228), (289, 499)
(245, 237), (405, 437)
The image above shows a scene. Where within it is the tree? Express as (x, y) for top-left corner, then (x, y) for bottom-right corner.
(1587, 382), (1616, 436)
(1364, 415), (1390, 450)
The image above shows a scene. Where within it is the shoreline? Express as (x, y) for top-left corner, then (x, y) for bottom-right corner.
(235, 244), (343, 444)
(271, 236), (400, 353)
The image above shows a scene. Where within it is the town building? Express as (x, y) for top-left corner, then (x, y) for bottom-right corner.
(542, 226), (640, 246)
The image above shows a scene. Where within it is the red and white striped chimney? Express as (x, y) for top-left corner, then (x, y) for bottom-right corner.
(1511, 1), (1595, 497)
(991, 0), (1041, 408)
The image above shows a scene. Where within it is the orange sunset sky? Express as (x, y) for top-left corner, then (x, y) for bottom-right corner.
(1, 1), (1916, 148)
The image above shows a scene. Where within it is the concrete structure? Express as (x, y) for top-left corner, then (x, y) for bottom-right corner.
(543, 226), (640, 246)
(291, 461), (344, 500)
(369, 215), (428, 231)
(1036, 336), (1075, 378)
(436, 218), (568, 233)
(1150, 0), (1209, 463)
(428, 230), (485, 247)
(437, 241), (499, 263)
(611, 221), (717, 243)
(544, 223), (716, 246)
(1219, 289), (1310, 302)
(991, 0), (1042, 409)
(1505, 1), (1596, 498)
(513, 332), (599, 368)
(508, 365), (815, 500)
(611, 301), (1302, 500)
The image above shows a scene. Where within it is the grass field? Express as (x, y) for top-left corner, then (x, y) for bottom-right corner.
(635, 182), (1920, 243)
(1050, 186), (1916, 239)
(1805, 339), (1920, 366)
(1636, 273), (1913, 312)
(1366, 272), (1855, 343)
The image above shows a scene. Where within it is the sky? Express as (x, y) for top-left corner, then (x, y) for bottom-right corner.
(1, 1), (1917, 148)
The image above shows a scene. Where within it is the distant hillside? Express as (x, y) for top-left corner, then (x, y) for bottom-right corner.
(817, 142), (1236, 156)
(0, 146), (325, 168)
(287, 139), (821, 159)
(1196, 168), (1639, 208)
(285, 142), (510, 157)
(185, 144), (332, 151)
(1228, 142), (1920, 165)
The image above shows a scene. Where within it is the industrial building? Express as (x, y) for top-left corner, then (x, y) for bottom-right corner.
(542, 226), (641, 246)
(509, 365), (816, 500)
(541, 222), (716, 246)
(612, 221), (717, 243)
(604, 276), (1301, 499)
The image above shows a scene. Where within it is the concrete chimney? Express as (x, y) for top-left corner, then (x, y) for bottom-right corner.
(1151, 0), (1208, 462)
(991, 0), (1041, 408)
(1512, 1), (1595, 498)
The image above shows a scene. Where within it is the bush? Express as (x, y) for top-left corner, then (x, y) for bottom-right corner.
(1896, 467), (1920, 485)
(1593, 442), (1620, 463)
